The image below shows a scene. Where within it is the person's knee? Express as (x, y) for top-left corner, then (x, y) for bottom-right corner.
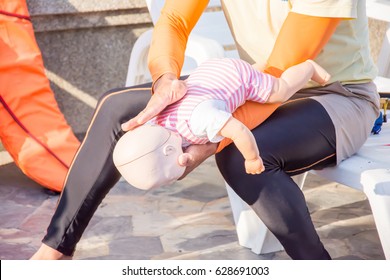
(216, 144), (244, 180)
(95, 88), (148, 126)
(97, 87), (127, 106)
(216, 142), (285, 204)
(95, 92), (125, 124)
(260, 148), (283, 172)
(216, 141), (282, 177)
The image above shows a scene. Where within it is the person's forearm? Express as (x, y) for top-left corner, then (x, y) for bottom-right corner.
(264, 12), (341, 77)
(148, 0), (208, 82)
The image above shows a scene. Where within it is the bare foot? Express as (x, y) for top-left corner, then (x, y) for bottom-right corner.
(307, 59), (331, 85)
(30, 243), (72, 260)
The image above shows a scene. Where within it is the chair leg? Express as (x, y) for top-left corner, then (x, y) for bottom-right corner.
(225, 172), (309, 254)
(225, 182), (283, 254)
(292, 172), (308, 190)
(361, 169), (390, 259)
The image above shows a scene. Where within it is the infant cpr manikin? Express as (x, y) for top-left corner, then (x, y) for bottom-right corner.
(113, 124), (185, 190)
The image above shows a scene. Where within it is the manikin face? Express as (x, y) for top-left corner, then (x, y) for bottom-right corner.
(113, 125), (186, 190)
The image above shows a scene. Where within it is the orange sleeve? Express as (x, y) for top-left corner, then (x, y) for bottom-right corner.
(263, 12), (341, 78)
(148, 0), (208, 82)
(216, 13), (341, 153)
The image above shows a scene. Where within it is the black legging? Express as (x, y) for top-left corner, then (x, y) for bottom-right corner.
(42, 84), (336, 259)
(216, 96), (336, 260)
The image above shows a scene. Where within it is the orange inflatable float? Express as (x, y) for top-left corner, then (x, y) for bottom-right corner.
(0, 0), (80, 192)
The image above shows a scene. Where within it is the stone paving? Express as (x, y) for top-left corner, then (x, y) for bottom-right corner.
(0, 156), (385, 260)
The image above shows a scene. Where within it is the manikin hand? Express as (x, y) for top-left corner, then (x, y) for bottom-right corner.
(177, 142), (218, 179)
(121, 73), (187, 131)
(245, 157), (265, 175)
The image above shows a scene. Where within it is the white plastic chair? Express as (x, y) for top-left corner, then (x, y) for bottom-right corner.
(126, 0), (390, 258)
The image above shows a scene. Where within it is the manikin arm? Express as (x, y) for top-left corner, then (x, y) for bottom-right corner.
(219, 117), (264, 174)
(266, 59), (330, 103)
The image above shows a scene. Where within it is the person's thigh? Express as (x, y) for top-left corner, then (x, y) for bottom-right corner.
(216, 98), (336, 259)
(43, 84), (152, 255)
(217, 97), (336, 200)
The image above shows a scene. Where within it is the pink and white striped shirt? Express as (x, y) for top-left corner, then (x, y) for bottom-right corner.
(153, 58), (275, 146)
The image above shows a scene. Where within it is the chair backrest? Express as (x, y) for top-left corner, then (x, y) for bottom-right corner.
(145, 0), (164, 24)
(145, 0), (238, 59)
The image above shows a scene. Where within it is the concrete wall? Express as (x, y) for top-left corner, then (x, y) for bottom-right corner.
(28, 0), (153, 136)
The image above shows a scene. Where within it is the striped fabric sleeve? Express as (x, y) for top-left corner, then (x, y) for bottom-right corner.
(233, 59), (274, 104)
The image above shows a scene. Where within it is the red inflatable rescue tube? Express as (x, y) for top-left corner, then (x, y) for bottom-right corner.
(0, 0), (80, 192)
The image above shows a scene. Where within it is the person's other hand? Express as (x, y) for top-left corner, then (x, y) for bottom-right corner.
(177, 142), (218, 179)
(121, 73), (187, 131)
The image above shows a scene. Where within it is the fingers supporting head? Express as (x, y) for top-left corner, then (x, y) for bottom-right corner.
(121, 119), (139, 131)
(178, 152), (193, 166)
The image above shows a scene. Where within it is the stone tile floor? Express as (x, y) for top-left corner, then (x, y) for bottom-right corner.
(0, 156), (385, 260)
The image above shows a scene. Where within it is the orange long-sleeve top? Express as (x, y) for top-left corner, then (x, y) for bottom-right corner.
(148, 0), (340, 152)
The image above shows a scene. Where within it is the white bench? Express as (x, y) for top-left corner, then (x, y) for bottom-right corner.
(126, 0), (390, 259)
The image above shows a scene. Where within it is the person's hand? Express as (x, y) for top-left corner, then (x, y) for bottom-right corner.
(245, 157), (265, 175)
(121, 73), (187, 131)
(177, 142), (218, 179)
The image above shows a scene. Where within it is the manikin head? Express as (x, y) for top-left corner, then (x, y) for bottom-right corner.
(113, 124), (185, 190)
